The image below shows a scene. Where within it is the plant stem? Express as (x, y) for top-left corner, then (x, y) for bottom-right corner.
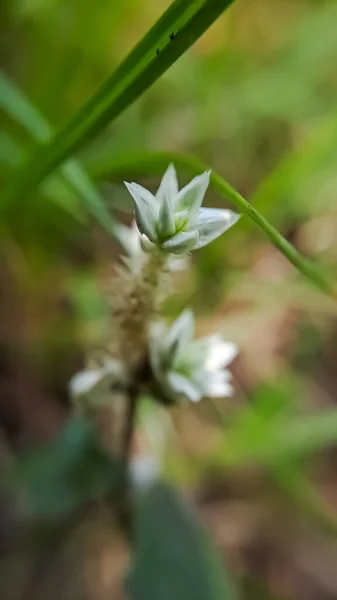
(111, 382), (139, 541)
(121, 381), (139, 468)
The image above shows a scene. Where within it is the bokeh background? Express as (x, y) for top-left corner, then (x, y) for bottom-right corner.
(1, 1), (337, 599)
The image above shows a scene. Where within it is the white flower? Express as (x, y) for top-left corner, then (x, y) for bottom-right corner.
(124, 164), (240, 255)
(69, 358), (125, 407)
(149, 310), (238, 404)
(116, 220), (188, 274)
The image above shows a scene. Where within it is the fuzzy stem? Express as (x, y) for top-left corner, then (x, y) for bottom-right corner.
(118, 249), (168, 367)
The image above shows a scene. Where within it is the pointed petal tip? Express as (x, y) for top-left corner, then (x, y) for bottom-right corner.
(206, 339), (238, 370)
(174, 170), (210, 215)
(191, 208), (240, 249)
(156, 163), (179, 204)
(124, 181), (158, 242)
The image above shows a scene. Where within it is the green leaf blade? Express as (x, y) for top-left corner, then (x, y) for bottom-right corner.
(8, 417), (123, 518)
(128, 482), (237, 600)
(2, 0), (235, 206)
(0, 70), (117, 235)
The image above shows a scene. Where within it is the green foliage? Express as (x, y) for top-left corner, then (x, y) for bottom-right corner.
(0, 70), (117, 233)
(127, 482), (237, 600)
(218, 381), (337, 467)
(9, 417), (122, 518)
(2, 0), (235, 205)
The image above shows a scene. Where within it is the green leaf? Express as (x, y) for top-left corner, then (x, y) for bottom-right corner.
(127, 482), (237, 600)
(0, 131), (82, 219)
(2, 0), (235, 205)
(8, 417), (122, 517)
(0, 70), (52, 143)
(0, 132), (26, 167)
(0, 70), (117, 235)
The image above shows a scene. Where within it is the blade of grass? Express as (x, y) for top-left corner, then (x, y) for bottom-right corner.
(83, 149), (336, 298)
(0, 132), (25, 168)
(209, 170), (335, 298)
(2, 0), (235, 206)
(0, 70), (117, 235)
(0, 131), (83, 218)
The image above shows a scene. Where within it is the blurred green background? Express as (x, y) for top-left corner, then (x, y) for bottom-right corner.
(1, 1), (337, 599)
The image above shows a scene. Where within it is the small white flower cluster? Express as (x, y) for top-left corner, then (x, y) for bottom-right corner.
(124, 164), (239, 255)
(69, 312), (237, 406)
(149, 310), (237, 404)
(69, 165), (239, 410)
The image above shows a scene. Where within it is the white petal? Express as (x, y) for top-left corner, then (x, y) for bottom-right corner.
(167, 309), (195, 352)
(190, 208), (240, 249)
(140, 234), (156, 253)
(205, 336), (238, 370)
(174, 171), (211, 219)
(161, 230), (199, 254)
(156, 164), (179, 204)
(101, 358), (123, 375)
(158, 192), (176, 239)
(69, 369), (103, 397)
(204, 371), (234, 398)
(124, 181), (158, 242)
(115, 221), (141, 257)
(167, 371), (201, 403)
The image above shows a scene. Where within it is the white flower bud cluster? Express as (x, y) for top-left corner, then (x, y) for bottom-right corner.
(149, 309), (238, 404)
(69, 165), (240, 411)
(124, 164), (239, 255)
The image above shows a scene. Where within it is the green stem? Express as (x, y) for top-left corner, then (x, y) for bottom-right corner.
(85, 150), (337, 299)
(210, 170), (334, 296)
